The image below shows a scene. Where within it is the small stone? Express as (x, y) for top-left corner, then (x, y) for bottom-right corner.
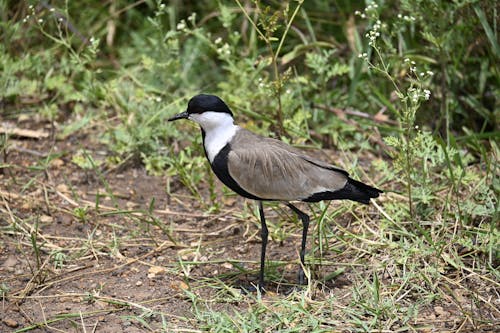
(50, 158), (64, 168)
(2, 255), (17, 268)
(3, 318), (19, 328)
(136, 281), (143, 286)
(56, 184), (69, 193)
(434, 306), (448, 317)
(126, 201), (138, 209)
(40, 215), (53, 223)
(170, 280), (189, 291)
(147, 265), (166, 279)
(222, 262), (233, 270)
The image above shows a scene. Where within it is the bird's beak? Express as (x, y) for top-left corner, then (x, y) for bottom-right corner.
(168, 111), (189, 122)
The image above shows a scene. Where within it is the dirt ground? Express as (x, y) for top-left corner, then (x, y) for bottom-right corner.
(0, 121), (338, 332)
(0, 119), (498, 332)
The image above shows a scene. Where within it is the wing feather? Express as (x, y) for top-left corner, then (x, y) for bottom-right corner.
(227, 129), (348, 201)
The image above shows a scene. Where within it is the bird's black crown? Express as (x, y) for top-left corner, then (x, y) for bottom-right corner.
(187, 94), (233, 117)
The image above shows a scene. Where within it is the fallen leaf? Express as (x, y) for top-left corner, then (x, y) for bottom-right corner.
(374, 110), (390, 123)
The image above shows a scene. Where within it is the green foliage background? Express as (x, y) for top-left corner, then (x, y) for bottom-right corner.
(2, 0), (498, 217)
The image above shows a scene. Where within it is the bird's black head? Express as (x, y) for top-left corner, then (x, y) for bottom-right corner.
(168, 94), (233, 122)
(186, 94), (233, 117)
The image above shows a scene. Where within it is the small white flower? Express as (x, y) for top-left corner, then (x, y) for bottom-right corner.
(160, 3), (165, 9)
(361, 13), (366, 18)
(50, 8), (55, 12)
(423, 89), (431, 100)
(415, 125), (419, 129)
(217, 43), (231, 56)
(156, 97), (162, 102)
(404, 58), (410, 62)
(426, 70), (434, 76)
(38, 18), (43, 23)
(58, 17), (63, 22)
(176, 20), (186, 30)
(420, 72), (425, 76)
(355, 10), (361, 15)
(214, 37), (222, 44)
(398, 14), (402, 19)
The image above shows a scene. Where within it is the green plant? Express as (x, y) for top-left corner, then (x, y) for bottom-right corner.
(50, 250), (67, 269)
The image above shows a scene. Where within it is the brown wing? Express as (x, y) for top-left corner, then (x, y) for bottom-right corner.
(227, 129), (348, 201)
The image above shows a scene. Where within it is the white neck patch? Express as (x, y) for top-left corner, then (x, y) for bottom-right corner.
(189, 111), (239, 162)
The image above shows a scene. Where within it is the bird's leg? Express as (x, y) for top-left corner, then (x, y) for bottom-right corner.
(286, 203), (310, 285)
(258, 201), (268, 292)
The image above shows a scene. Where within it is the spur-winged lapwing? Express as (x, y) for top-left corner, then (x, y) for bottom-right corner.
(169, 94), (382, 291)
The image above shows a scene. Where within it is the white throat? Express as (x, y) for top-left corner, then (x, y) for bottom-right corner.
(189, 111), (239, 162)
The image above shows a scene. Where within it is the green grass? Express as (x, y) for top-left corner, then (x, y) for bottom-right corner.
(0, 0), (498, 332)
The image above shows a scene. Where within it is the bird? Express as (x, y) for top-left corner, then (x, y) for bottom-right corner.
(168, 94), (382, 291)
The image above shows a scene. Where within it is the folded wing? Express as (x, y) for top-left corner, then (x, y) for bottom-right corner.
(227, 129), (349, 201)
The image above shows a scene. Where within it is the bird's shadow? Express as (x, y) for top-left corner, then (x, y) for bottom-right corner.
(214, 265), (350, 295)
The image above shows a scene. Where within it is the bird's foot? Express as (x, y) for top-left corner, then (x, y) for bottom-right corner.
(297, 268), (308, 285)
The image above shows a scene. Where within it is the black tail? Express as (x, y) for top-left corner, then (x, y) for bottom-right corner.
(303, 177), (382, 204)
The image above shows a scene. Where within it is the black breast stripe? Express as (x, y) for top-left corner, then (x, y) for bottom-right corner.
(210, 143), (264, 200)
